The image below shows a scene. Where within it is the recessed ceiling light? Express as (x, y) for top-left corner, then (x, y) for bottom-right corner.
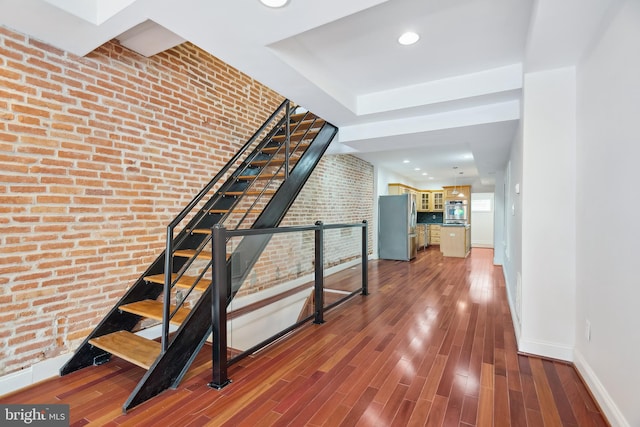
(414, 167), (421, 171)
(422, 172), (428, 176)
(398, 31), (419, 46)
(260, 0), (289, 8)
(428, 177), (434, 180)
(403, 160), (410, 163)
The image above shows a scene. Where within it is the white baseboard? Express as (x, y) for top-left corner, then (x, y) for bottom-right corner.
(517, 338), (573, 362)
(502, 266), (521, 343)
(0, 323), (176, 397)
(502, 266), (572, 362)
(471, 243), (494, 248)
(502, 269), (627, 425)
(0, 353), (72, 397)
(574, 350), (630, 427)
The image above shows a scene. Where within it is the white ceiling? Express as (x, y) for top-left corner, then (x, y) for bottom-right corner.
(0, 0), (618, 191)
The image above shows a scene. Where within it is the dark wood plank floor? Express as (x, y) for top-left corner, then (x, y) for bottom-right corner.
(1, 247), (608, 426)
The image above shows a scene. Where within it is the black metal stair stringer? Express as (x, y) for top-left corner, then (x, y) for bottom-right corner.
(58, 107), (290, 377)
(121, 121), (338, 412)
(229, 122), (339, 296)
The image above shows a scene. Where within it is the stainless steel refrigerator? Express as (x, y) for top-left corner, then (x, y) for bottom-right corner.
(378, 194), (418, 261)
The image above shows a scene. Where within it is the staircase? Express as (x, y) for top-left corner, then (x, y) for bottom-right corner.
(59, 100), (338, 412)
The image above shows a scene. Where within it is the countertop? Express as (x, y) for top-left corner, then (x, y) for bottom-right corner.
(418, 223), (470, 228)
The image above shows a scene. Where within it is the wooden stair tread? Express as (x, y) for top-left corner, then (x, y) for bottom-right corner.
(274, 129), (319, 137)
(289, 112), (310, 121)
(120, 300), (190, 326)
(144, 274), (210, 292)
(261, 143), (310, 154)
(272, 131), (319, 142)
(209, 209), (262, 214)
(174, 249), (212, 260)
(190, 227), (258, 236)
(237, 173), (285, 181)
(173, 249), (230, 259)
(224, 190), (276, 196)
(89, 331), (160, 370)
(287, 118), (324, 128)
(249, 158), (299, 167)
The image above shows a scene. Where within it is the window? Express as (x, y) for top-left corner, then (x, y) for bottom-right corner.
(471, 198), (492, 212)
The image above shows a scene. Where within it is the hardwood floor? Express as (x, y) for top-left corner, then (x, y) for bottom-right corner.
(1, 247), (608, 426)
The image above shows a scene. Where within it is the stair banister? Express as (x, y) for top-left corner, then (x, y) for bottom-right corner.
(60, 101), (339, 412)
(162, 228), (173, 351)
(361, 220), (369, 296)
(209, 223), (230, 389)
(284, 101), (290, 179)
(231, 112), (319, 229)
(168, 98), (291, 232)
(162, 99), (291, 352)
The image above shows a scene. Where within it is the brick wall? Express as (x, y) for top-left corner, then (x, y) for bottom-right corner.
(236, 154), (374, 296)
(0, 26), (374, 376)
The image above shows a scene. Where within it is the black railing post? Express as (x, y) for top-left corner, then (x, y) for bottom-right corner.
(284, 101), (290, 180)
(162, 226), (173, 352)
(361, 220), (369, 296)
(313, 221), (325, 324)
(209, 224), (231, 389)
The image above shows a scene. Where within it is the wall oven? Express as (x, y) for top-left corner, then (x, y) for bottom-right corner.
(444, 200), (468, 224)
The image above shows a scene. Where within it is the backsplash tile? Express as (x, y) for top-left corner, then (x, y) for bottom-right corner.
(417, 212), (443, 224)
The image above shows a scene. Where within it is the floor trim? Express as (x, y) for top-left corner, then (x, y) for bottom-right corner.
(574, 350), (629, 427)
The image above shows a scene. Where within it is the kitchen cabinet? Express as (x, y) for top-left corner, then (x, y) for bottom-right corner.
(388, 184), (402, 195)
(443, 185), (471, 201)
(442, 185), (471, 224)
(388, 183), (418, 197)
(431, 191), (444, 211)
(416, 224), (428, 249)
(418, 190), (443, 212)
(428, 224), (441, 245)
(465, 226), (471, 254)
(387, 185), (463, 213)
(440, 225), (471, 258)
(418, 192), (430, 212)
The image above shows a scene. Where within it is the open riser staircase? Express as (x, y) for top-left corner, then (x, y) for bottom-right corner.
(59, 100), (338, 412)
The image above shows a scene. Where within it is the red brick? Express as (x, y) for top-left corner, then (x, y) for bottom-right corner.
(0, 25), (373, 378)
(36, 195), (72, 204)
(0, 195), (34, 204)
(8, 332), (37, 346)
(12, 104), (51, 118)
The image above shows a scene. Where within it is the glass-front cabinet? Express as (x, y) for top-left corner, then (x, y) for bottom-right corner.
(418, 192), (430, 212)
(431, 191), (444, 211)
(386, 186), (451, 213)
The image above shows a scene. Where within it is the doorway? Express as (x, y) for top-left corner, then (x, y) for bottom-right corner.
(471, 193), (494, 248)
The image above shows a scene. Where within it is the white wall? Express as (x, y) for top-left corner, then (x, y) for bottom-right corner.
(470, 192), (494, 248)
(574, 2), (640, 426)
(502, 122), (523, 338)
(375, 166), (411, 196)
(520, 66), (577, 361)
(492, 172), (505, 265)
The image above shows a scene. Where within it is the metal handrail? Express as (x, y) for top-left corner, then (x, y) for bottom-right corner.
(161, 99), (292, 352)
(208, 220), (369, 388)
(231, 112), (321, 230)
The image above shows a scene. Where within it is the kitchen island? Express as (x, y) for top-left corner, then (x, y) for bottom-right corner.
(440, 224), (471, 258)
